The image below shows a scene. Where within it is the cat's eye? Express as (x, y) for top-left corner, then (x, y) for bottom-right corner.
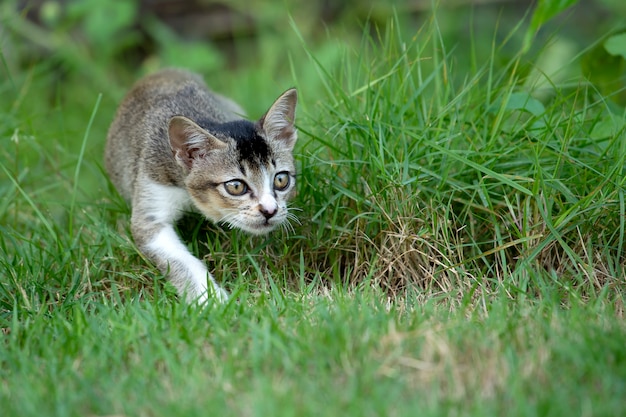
(224, 180), (248, 196)
(274, 172), (290, 191)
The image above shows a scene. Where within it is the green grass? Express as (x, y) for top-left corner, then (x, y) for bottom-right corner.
(2, 292), (625, 416)
(1, 2), (626, 416)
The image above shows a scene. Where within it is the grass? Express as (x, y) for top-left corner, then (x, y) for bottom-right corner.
(2, 291), (625, 416)
(1, 2), (626, 416)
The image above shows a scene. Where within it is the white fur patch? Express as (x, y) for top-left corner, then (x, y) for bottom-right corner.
(146, 225), (228, 303)
(258, 193), (277, 214)
(259, 167), (277, 213)
(144, 182), (192, 223)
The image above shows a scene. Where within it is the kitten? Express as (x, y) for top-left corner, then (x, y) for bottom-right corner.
(105, 68), (298, 304)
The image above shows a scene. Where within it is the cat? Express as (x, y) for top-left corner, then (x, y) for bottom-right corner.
(105, 68), (298, 304)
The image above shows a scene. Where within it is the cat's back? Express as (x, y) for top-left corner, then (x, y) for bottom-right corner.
(124, 68), (205, 107)
(115, 68), (244, 126)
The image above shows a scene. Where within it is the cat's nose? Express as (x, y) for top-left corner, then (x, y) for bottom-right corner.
(258, 195), (278, 219)
(259, 206), (277, 219)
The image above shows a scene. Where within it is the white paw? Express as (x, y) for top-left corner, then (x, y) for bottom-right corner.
(211, 284), (230, 304)
(194, 283), (229, 306)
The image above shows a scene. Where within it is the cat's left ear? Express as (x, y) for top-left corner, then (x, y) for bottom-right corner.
(259, 88), (297, 150)
(168, 116), (227, 170)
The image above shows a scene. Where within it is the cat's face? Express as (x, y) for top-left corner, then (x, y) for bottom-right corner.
(184, 132), (297, 235)
(168, 89), (298, 235)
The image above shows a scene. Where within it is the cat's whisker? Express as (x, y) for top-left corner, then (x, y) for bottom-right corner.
(286, 213), (301, 224)
(218, 211), (243, 230)
(280, 218), (295, 234)
(285, 210), (302, 225)
(280, 210), (300, 234)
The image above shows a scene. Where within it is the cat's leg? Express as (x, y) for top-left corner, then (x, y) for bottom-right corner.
(133, 222), (228, 303)
(130, 183), (228, 304)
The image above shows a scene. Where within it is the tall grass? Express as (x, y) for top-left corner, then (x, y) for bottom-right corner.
(286, 14), (626, 304)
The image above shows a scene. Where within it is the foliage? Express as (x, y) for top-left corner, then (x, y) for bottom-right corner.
(524, 0), (580, 52)
(0, 1), (625, 416)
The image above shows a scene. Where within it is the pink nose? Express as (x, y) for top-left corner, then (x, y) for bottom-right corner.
(258, 195), (278, 219)
(259, 205), (277, 219)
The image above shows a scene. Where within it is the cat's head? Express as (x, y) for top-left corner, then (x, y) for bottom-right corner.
(168, 89), (298, 235)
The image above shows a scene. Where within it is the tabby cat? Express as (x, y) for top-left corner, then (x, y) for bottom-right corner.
(105, 68), (298, 303)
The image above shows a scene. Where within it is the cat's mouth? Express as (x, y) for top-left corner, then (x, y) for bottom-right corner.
(217, 211), (282, 235)
(244, 220), (280, 235)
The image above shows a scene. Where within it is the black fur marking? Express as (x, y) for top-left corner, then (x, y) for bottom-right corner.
(197, 119), (271, 165)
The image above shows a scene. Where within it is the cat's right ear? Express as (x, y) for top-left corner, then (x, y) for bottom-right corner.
(168, 116), (227, 169)
(259, 88), (298, 150)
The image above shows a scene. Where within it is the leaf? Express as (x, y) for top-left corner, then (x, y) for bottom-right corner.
(524, 0), (580, 52)
(529, 0), (579, 31)
(590, 116), (626, 140)
(604, 33), (626, 59)
(504, 92), (546, 116)
(489, 92), (546, 117)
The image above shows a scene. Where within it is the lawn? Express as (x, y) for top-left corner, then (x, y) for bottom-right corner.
(1, 1), (625, 416)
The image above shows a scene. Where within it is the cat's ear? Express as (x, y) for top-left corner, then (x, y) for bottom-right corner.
(168, 116), (227, 169)
(259, 88), (297, 150)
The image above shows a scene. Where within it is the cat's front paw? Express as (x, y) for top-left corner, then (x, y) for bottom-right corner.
(211, 284), (230, 304)
(195, 283), (229, 306)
